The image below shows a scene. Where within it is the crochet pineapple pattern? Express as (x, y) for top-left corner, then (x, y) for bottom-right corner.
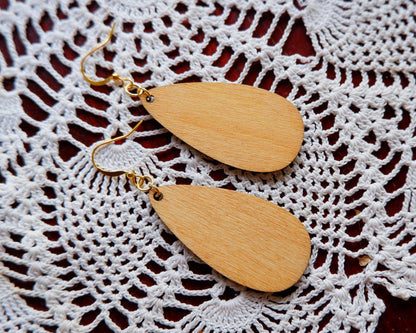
(1, 0), (415, 331)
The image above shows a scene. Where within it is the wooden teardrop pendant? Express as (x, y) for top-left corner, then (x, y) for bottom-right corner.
(150, 185), (310, 292)
(81, 26), (303, 171)
(140, 83), (303, 172)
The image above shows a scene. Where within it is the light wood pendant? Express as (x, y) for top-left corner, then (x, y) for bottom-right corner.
(140, 82), (304, 172)
(150, 185), (311, 292)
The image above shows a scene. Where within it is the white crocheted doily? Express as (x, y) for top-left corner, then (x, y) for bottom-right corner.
(1, 0), (415, 332)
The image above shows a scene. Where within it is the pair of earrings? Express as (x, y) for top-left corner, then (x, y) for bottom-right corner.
(81, 24), (310, 292)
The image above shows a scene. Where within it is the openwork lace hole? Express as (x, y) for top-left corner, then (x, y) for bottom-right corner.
(146, 95), (155, 103)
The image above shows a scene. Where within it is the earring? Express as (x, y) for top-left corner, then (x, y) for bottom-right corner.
(91, 121), (310, 292)
(81, 24), (304, 173)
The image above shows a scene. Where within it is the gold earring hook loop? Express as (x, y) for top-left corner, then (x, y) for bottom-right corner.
(80, 23), (151, 99)
(85, 25), (159, 195)
(91, 120), (144, 177)
(91, 120), (160, 196)
(80, 23), (116, 86)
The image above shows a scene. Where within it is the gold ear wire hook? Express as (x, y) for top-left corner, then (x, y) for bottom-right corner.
(91, 120), (160, 195)
(80, 23), (151, 98)
(81, 23), (116, 86)
(91, 120), (144, 177)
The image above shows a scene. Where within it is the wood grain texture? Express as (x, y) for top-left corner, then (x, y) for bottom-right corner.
(149, 185), (311, 292)
(140, 83), (303, 172)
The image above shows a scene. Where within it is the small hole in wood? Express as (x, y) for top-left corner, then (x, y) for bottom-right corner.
(153, 191), (163, 201)
(146, 95), (155, 103)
